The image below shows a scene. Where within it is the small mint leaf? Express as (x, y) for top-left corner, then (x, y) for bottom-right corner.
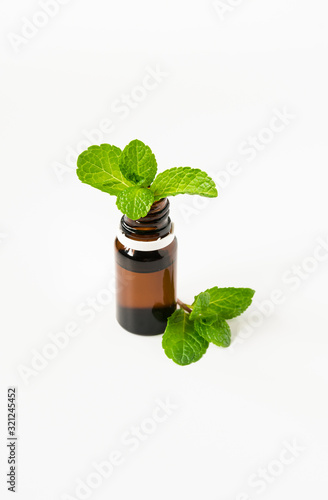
(194, 316), (231, 347)
(192, 287), (255, 320)
(119, 139), (157, 187)
(116, 186), (154, 220)
(77, 144), (134, 195)
(162, 309), (209, 366)
(150, 167), (218, 201)
(189, 292), (210, 320)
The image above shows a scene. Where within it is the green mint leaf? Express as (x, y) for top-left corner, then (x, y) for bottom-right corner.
(77, 144), (134, 195)
(191, 287), (255, 320)
(150, 167), (218, 201)
(189, 292), (210, 319)
(119, 139), (157, 187)
(162, 309), (209, 366)
(194, 315), (231, 347)
(116, 186), (154, 220)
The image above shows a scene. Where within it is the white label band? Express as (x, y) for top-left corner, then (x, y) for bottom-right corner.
(116, 230), (175, 252)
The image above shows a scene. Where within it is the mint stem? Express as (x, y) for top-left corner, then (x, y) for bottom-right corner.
(177, 299), (192, 314)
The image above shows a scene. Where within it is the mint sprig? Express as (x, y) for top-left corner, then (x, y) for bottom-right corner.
(162, 287), (255, 366)
(76, 139), (218, 220)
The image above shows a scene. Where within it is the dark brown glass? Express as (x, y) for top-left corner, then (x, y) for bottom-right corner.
(115, 198), (177, 335)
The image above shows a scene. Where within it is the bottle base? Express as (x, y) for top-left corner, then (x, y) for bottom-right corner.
(116, 305), (176, 336)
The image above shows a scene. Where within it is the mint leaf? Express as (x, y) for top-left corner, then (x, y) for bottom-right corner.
(77, 144), (134, 195)
(191, 287), (255, 320)
(116, 186), (154, 220)
(194, 316), (231, 347)
(119, 139), (157, 187)
(162, 309), (209, 366)
(189, 292), (210, 319)
(150, 167), (218, 201)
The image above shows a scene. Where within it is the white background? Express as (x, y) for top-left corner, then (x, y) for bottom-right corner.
(1, 0), (328, 499)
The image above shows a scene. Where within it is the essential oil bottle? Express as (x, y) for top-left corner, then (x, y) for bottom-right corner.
(115, 198), (177, 335)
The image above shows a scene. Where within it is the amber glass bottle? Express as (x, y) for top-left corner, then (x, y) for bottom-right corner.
(115, 198), (177, 335)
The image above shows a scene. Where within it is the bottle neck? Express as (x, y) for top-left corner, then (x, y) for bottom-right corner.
(120, 198), (172, 241)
